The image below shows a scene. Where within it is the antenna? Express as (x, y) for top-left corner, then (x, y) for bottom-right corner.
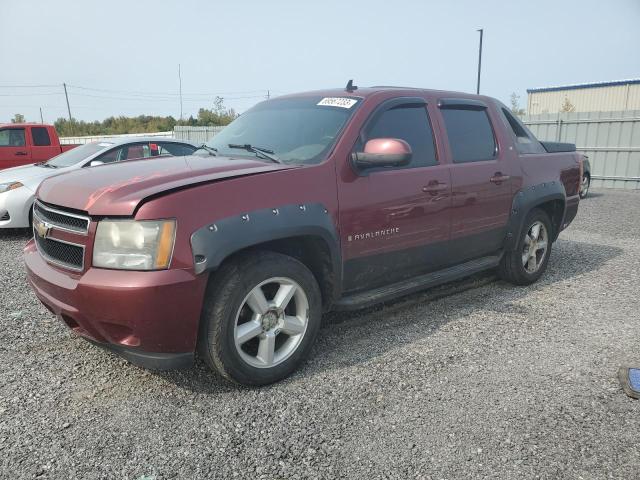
(178, 64), (183, 120)
(345, 79), (358, 92)
(476, 29), (483, 94)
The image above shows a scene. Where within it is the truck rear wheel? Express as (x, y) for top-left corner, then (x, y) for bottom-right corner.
(499, 208), (553, 286)
(579, 173), (590, 199)
(198, 251), (322, 386)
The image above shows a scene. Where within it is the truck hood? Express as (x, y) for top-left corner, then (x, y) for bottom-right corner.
(37, 155), (296, 216)
(0, 163), (71, 190)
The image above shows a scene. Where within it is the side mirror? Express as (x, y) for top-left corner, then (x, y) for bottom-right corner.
(89, 160), (104, 167)
(352, 138), (412, 169)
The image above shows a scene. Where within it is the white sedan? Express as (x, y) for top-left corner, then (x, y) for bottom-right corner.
(0, 137), (197, 229)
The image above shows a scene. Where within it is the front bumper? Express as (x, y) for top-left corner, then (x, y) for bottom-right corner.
(24, 240), (208, 369)
(0, 187), (34, 229)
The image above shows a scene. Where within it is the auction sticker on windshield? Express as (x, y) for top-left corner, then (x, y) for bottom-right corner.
(317, 97), (358, 108)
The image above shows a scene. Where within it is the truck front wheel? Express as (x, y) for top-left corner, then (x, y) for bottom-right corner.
(499, 208), (553, 286)
(198, 251), (322, 386)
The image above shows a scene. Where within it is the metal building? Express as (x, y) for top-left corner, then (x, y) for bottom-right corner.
(527, 79), (640, 115)
(523, 111), (640, 190)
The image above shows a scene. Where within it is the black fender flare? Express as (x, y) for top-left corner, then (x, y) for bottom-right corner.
(190, 202), (341, 284)
(504, 181), (566, 250)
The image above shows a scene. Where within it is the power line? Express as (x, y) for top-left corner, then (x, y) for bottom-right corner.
(68, 92), (267, 102)
(0, 82), (284, 121)
(0, 92), (62, 96)
(66, 83), (268, 97)
(0, 84), (61, 88)
(0, 83), (285, 100)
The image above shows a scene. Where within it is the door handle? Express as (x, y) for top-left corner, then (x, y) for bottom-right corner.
(422, 181), (448, 194)
(15, 151), (28, 156)
(490, 173), (510, 184)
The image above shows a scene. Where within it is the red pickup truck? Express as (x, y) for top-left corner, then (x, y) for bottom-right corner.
(24, 85), (582, 385)
(0, 123), (77, 169)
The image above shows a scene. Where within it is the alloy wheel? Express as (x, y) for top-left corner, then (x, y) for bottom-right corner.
(521, 221), (548, 273)
(580, 175), (590, 198)
(233, 277), (309, 368)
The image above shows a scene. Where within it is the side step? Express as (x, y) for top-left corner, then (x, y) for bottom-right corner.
(333, 254), (502, 311)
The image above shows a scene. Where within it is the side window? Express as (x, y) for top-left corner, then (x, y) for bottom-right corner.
(32, 127), (51, 146)
(94, 143), (152, 165)
(0, 129), (26, 147)
(440, 108), (496, 163)
(94, 148), (121, 164)
(364, 105), (437, 168)
(157, 142), (196, 156)
(500, 108), (546, 154)
(123, 143), (149, 160)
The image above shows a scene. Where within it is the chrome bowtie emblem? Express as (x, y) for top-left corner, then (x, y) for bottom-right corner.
(34, 218), (52, 239)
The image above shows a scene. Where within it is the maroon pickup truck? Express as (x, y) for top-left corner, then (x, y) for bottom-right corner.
(24, 85), (582, 385)
(0, 124), (77, 169)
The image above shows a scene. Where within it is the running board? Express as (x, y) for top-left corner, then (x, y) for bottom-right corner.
(333, 254), (502, 311)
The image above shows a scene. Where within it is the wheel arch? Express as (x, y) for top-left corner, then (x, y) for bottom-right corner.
(191, 203), (342, 309)
(504, 182), (566, 249)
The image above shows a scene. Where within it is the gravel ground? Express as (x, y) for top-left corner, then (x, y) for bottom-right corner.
(1, 189), (639, 479)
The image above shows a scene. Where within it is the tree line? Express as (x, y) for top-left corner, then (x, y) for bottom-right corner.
(10, 97), (238, 137)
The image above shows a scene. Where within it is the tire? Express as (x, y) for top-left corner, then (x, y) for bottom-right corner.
(499, 208), (553, 286)
(198, 251), (322, 386)
(579, 174), (590, 199)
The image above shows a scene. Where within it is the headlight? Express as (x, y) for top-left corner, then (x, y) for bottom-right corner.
(93, 219), (176, 270)
(0, 182), (23, 193)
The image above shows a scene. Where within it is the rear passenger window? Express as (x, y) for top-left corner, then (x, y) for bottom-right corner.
(365, 105), (437, 168)
(32, 127), (51, 146)
(441, 108), (496, 163)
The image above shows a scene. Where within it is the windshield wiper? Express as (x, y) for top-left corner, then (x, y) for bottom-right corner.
(36, 162), (57, 168)
(194, 144), (218, 156)
(228, 144), (281, 164)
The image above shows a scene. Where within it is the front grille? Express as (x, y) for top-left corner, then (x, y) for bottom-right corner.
(34, 234), (84, 271)
(34, 201), (89, 234)
(0, 211), (9, 221)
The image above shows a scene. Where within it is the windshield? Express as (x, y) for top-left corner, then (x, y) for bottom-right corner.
(205, 96), (361, 165)
(46, 142), (114, 168)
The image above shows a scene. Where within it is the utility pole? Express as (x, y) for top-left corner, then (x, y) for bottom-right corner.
(178, 64), (183, 120)
(266, 90), (270, 100)
(39, 107), (44, 124)
(63, 83), (72, 121)
(476, 29), (483, 95)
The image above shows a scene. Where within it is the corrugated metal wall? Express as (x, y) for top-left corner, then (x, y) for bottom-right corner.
(173, 126), (224, 144)
(60, 131), (173, 145)
(60, 126), (225, 145)
(523, 110), (640, 189)
(527, 83), (640, 114)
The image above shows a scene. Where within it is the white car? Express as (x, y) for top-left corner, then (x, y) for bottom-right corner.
(0, 137), (197, 228)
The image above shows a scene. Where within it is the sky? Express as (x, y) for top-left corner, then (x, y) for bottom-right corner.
(1, 0), (639, 123)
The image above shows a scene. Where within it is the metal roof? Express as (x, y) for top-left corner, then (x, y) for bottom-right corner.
(527, 79), (640, 94)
